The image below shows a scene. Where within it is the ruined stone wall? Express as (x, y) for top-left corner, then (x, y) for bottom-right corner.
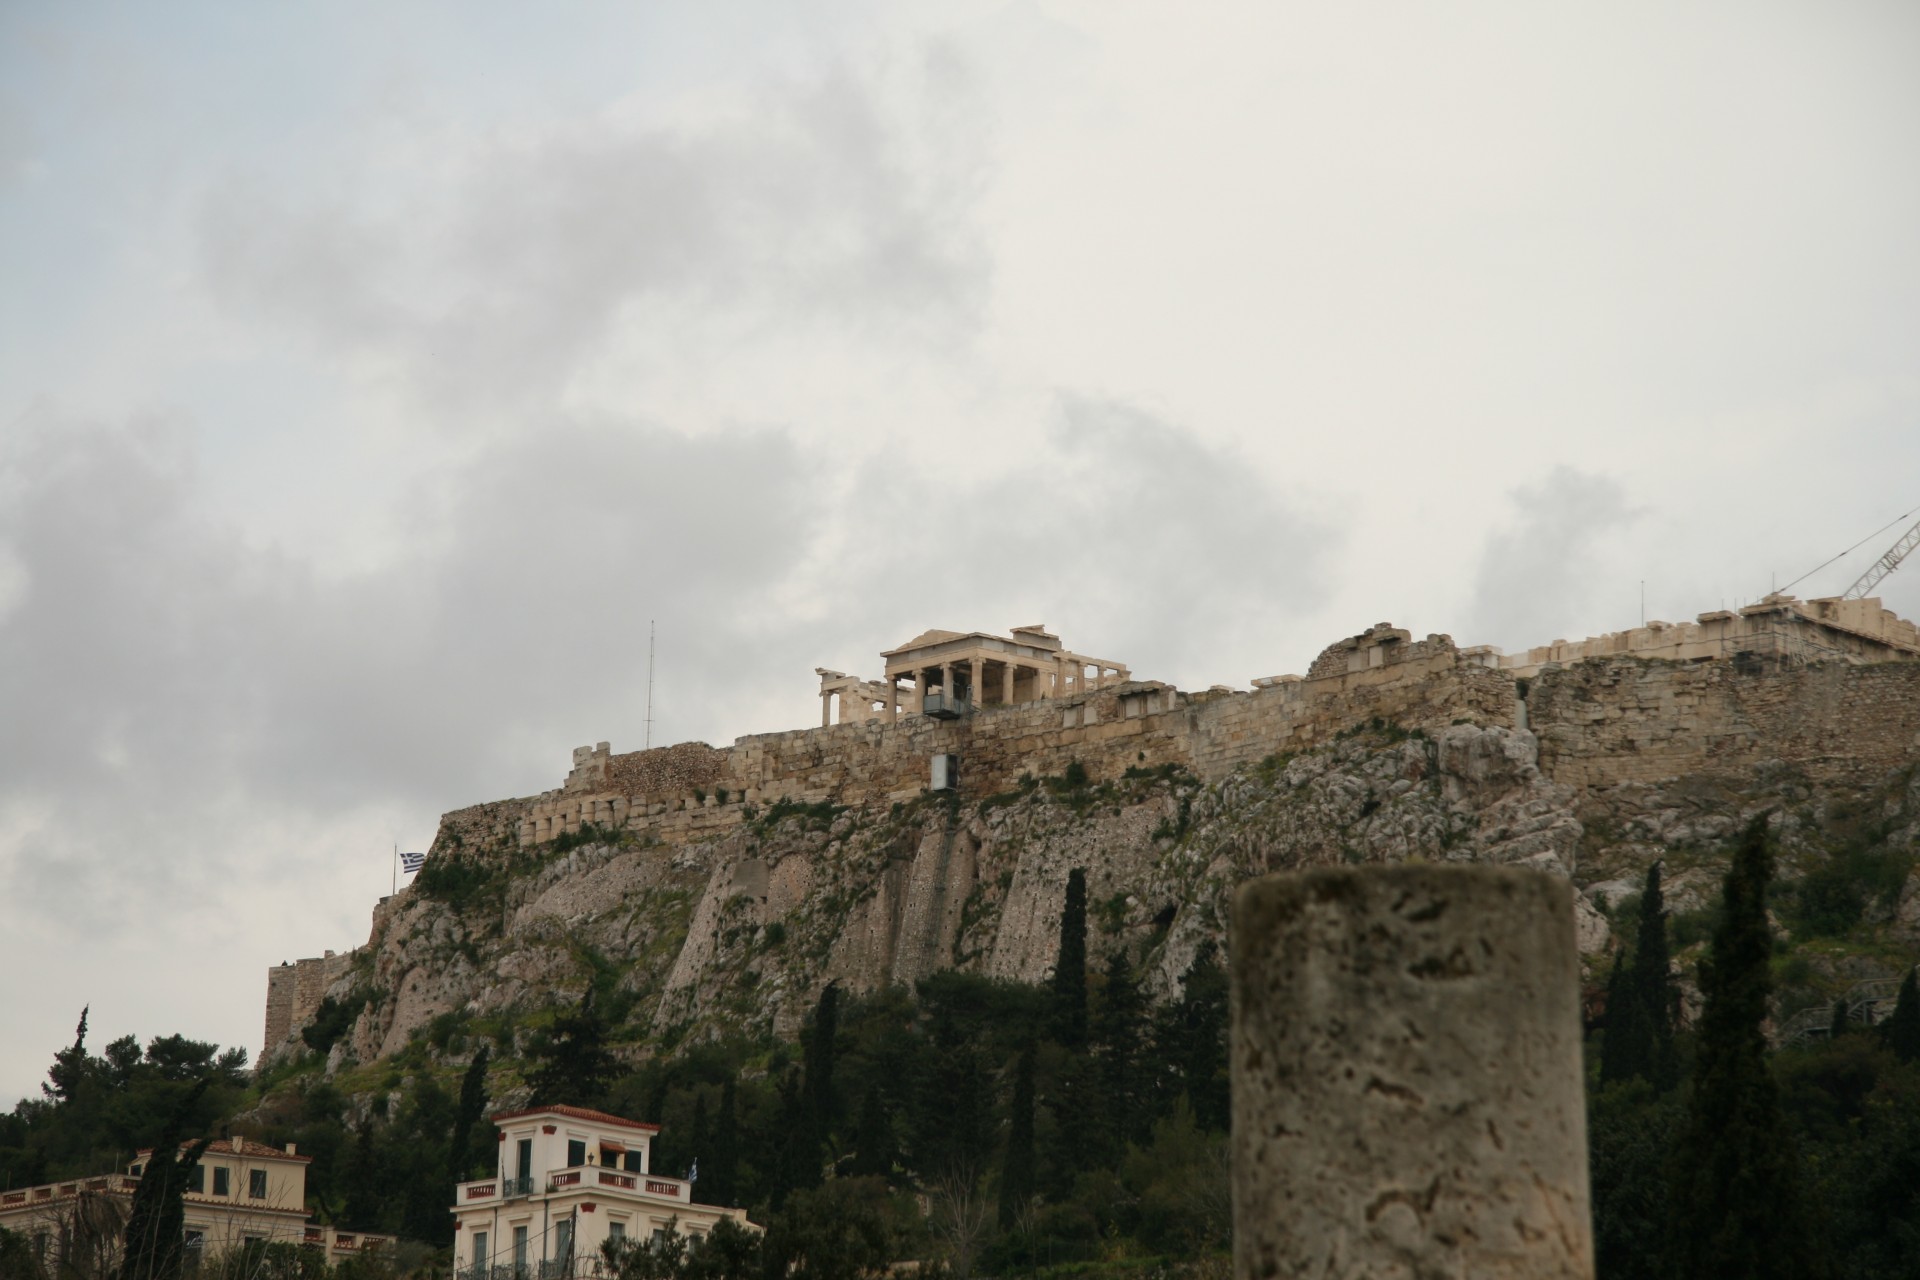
(1529, 655), (1920, 790)
(261, 949), (356, 1057)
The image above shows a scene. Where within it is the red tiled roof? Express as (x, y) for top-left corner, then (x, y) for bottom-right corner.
(134, 1138), (311, 1163)
(489, 1104), (660, 1133)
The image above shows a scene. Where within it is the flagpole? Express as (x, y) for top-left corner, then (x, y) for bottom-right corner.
(392, 844), (397, 897)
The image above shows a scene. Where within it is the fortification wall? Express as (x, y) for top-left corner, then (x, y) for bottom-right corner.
(1529, 654), (1920, 790)
(503, 635), (1534, 853)
(261, 949), (356, 1055)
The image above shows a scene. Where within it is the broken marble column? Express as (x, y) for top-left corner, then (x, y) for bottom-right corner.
(1231, 865), (1593, 1280)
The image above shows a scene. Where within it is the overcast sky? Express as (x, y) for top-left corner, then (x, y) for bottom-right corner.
(4, 1), (1919, 1108)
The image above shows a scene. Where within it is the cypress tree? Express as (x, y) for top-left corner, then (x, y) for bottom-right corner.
(1156, 941), (1230, 1132)
(689, 1092), (711, 1181)
(448, 1046), (491, 1187)
(851, 1083), (892, 1179)
(119, 1080), (212, 1280)
(804, 984), (840, 1163)
(998, 1044), (1036, 1231)
(1632, 862), (1679, 1091)
(707, 1077), (739, 1206)
(1094, 949), (1147, 1150)
(1884, 969), (1920, 1062)
(1666, 815), (1819, 1280)
(1599, 954), (1640, 1086)
(1053, 869), (1089, 1052)
(1829, 998), (1851, 1041)
(1601, 863), (1679, 1090)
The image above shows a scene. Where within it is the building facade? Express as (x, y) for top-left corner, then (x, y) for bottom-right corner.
(452, 1105), (753, 1279)
(0, 1136), (392, 1270)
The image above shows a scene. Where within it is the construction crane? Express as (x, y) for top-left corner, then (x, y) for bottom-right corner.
(1843, 515), (1920, 600)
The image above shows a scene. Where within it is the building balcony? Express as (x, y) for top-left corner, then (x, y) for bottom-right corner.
(456, 1175), (538, 1204)
(459, 1169), (689, 1207)
(920, 693), (971, 720)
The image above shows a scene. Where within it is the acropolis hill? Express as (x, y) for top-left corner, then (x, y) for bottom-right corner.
(265, 593), (1920, 1070)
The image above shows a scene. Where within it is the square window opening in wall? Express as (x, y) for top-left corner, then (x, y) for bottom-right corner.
(212, 1168), (228, 1197)
(567, 1139), (587, 1168)
(187, 1166), (205, 1195)
(249, 1169), (268, 1199)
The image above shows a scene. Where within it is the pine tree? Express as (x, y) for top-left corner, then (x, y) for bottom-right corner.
(45, 1007), (91, 1103)
(1666, 815), (1820, 1280)
(119, 1080), (212, 1280)
(998, 1044), (1036, 1231)
(1052, 869), (1089, 1052)
(526, 989), (620, 1108)
(1884, 969), (1920, 1062)
(1094, 949), (1147, 1150)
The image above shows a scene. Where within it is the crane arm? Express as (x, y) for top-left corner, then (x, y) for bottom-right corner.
(1843, 517), (1920, 600)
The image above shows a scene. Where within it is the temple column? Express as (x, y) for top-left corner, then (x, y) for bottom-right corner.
(1002, 662), (1015, 706)
(941, 663), (954, 705)
(970, 658), (983, 707)
(915, 669), (928, 714)
(886, 677), (898, 724)
(822, 691), (832, 728)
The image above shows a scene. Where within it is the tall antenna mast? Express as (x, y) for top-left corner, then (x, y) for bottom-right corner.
(645, 620), (656, 749)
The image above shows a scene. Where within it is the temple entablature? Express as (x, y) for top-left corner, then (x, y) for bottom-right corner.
(818, 624), (1133, 726)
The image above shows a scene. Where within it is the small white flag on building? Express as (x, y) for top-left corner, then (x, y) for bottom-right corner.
(399, 851), (427, 875)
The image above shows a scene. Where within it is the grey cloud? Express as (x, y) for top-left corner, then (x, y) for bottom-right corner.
(1464, 467), (1638, 650)
(196, 62), (987, 421)
(828, 397), (1338, 687)
(0, 414), (819, 924)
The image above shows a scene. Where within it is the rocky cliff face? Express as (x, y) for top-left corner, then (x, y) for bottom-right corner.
(302, 724), (1597, 1073)
(281, 650), (1920, 1086)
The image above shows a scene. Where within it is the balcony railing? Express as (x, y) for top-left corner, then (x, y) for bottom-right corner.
(454, 1260), (610, 1280)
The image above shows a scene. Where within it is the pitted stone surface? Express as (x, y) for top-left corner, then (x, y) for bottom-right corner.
(1231, 866), (1593, 1280)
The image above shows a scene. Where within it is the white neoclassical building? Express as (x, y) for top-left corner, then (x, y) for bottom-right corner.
(0, 1136), (392, 1270)
(452, 1105), (753, 1278)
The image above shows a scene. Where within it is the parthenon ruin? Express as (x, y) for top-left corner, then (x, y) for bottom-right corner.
(816, 624), (1131, 725)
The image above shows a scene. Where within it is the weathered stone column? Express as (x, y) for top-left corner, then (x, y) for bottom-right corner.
(1231, 865), (1593, 1280)
(969, 658), (983, 706)
(1002, 662), (1015, 706)
(941, 662), (954, 704)
(821, 690), (832, 728)
(885, 678), (898, 724)
(915, 669), (928, 714)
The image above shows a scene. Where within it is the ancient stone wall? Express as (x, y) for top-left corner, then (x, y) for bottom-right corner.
(1529, 655), (1920, 791)
(261, 949), (356, 1057)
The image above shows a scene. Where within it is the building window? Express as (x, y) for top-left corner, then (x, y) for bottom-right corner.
(512, 1225), (529, 1266)
(608, 1222), (625, 1242)
(623, 1150), (643, 1174)
(556, 1219), (573, 1260)
(472, 1230), (488, 1269)
(130, 1164), (143, 1177)
(249, 1170), (268, 1199)
(567, 1139), (586, 1168)
(212, 1168), (229, 1197)
(183, 1230), (205, 1254)
(516, 1139), (533, 1183)
(187, 1166), (205, 1194)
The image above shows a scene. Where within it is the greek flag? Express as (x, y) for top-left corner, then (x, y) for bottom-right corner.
(399, 851), (427, 875)
(686, 1159), (698, 1184)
